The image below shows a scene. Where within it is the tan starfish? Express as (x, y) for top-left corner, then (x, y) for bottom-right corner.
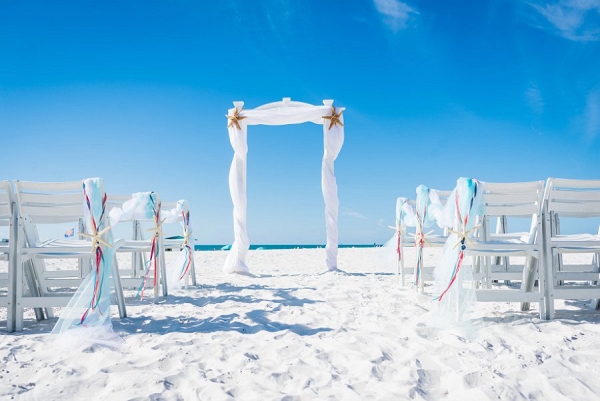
(146, 218), (166, 239)
(448, 224), (480, 249)
(226, 108), (247, 130)
(79, 224), (113, 252)
(322, 106), (344, 130)
(182, 226), (193, 246)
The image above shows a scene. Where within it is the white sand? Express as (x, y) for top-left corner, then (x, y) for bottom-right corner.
(2, 248), (600, 400)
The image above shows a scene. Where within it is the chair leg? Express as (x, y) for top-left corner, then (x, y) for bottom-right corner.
(160, 247), (168, 297)
(7, 272), (16, 332)
(23, 260), (48, 320)
(6, 265), (16, 332)
(395, 254), (400, 284)
(541, 207), (554, 320)
(544, 258), (555, 320)
(189, 250), (197, 286)
(15, 257), (24, 332)
(520, 256), (538, 311)
(590, 252), (600, 310)
(538, 286), (546, 320)
(111, 254), (127, 319)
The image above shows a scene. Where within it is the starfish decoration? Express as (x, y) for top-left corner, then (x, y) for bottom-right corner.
(410, 229), (434, 247)
(322, 107), (344, 130)
(146, 218), (166, 239)
(182, 226), (193, 247)
(388, 224), (404, 236)
(447, 223), (480, 250)
(226, 107), (247, 130)
(79, 225), (113, 252)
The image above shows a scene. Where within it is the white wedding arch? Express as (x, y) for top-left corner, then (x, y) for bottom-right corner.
(224, 97), (345, 274)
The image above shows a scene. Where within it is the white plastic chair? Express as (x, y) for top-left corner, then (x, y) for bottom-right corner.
(466, 180), (546, 318)
(162, 200), (196, 288)
(12, 180), (126, 331)
(107, 192), (168, 300)
(387, 197), (416, 286)
(542, 178), (600, 319)
(411, 186), (451, 292)
(0, 181), (18, 331)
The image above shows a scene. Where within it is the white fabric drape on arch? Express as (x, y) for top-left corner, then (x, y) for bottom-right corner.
(223, 103), (345, 274)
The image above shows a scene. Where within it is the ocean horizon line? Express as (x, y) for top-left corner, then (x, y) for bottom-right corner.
(194, 244), (382, 251)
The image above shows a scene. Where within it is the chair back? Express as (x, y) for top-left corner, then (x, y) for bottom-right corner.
(478, 180), (544, 243)
(544, 178), (600, 218)
(0, 181), (13, 227)
(13, 181), (84, 224)
(0, 182), (14, 300)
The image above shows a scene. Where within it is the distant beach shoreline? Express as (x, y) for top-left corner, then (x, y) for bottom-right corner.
(194, 244), (382, 251)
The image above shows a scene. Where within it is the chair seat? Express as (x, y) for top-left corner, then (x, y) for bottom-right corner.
(24, 238), (125, 256)
(421, 234), (448, 245)
(117, 239), (155, 252)
(551, 234), (600, 252)
(469, 239), (538, 252)
(164, 239), (186, 248)
(488, 232), (531, 242)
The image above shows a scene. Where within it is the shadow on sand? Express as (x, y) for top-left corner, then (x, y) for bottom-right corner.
(111, 282), (332, 336)
(114, 308), (331, 337)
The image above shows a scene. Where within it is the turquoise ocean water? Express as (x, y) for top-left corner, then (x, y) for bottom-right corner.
(194, 244), (381, 251)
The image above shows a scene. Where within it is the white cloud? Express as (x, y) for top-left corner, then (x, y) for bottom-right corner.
(584, 89), (600, 140)
(342, 207), (367, 219)
(373, 0), (418, 32)
(525, 85), (545, 114)
(530, 0), (600, 41)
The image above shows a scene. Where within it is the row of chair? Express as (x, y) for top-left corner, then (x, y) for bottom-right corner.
(394, 178), (600, 320)
(0, 180), (196, 332)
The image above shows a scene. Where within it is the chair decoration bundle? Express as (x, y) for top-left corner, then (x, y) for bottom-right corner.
(413, 185), (444, 292)
(52, 178), (123, 348)
(109, 192), (163, 300)
(162, 200), (194, 292)
(390, 197), (414, 286)
(432, 177), (481, 324)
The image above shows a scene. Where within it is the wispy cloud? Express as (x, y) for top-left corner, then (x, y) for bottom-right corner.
(342, 207), (367, 219)
(525, 85), (545, 114)
(529, 0), (600, 41)
(584, 89), (600, 140)
(373, 0), (418, 33)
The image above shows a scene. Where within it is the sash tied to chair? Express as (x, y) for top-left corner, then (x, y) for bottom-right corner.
(51, 177), (123, 349)
(434, 178), (480, 304)
(163, 200), (194, 288)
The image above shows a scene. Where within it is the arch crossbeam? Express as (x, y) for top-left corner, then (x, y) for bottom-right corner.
(224, 97), (345, 273)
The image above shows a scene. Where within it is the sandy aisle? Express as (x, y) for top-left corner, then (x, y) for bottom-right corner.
(1, 248), (600, 400)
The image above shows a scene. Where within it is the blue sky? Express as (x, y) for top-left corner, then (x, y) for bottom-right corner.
(1, 0), (599, 245)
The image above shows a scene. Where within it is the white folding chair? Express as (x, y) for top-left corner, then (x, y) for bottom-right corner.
(466, 180), (546, 318)
(391, 197), (414, 286)
(107, 192), (168, 300)
(162, 200), (196, 288)
(542, 178), (600, 319)
(0, 181), (18, 331)
(411, 187), (451, 292)
(12, 180), (126, 331)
